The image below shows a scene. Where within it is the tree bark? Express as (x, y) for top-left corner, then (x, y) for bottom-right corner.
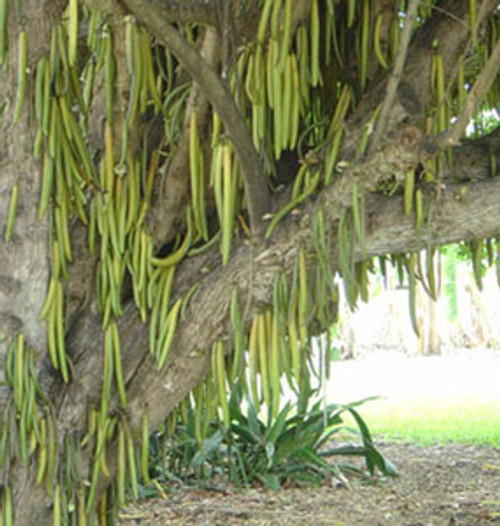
(2, 1), (500, 522)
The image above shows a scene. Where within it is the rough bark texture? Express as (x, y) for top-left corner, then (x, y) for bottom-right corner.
(0, 1), (66, 522)
(1, 0), (500, 523)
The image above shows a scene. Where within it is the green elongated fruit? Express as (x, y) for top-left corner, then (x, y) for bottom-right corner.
(253, 44), (266, 105)
(347, 0), (355, 28)
(289, 53), (300, 149)
(415, 188), (423, 231)
(407, 253), (420, 336)
(180, 281), (201, 321)
(265, 169), (321, 239)
(359, 102), (383, 156)
(3, 484), (13, 526)
(297, 24), (310, 108)
(248, 316), (260, 407)
(150, 266), (175, 353)
(325, 127), (344, 186)
(326, 85), (350, 140)
(273, 54), (283, 158)
(155, 266), (177, 353)
(53, 484), (62, 526)
(35, 56), (47, 126)
(310, 0), (320, 87)
(14, 333), (25, 409)
(151, 211), (192, 267)
(157, 298), (183, 369)
(221, 145), (236, 265)
(124, 423), (139, 500)
(244, 52), (259, 104)
(54, 281), (69, 383)
(47, 292), (60, 370)
(117, 425), (127, 505)
(269, 313), (281, 418)
(39, 277), (58, 321)
(374, 13), (388, 69)
(214, 341), (230, 427)
(257, 0), (274, 43)
(68, 0), (78, 66)
(100, 332), (114, 421)
(351, 182), (364, 245)
(111, 321), (127, 408)
(298, 248), (309, 349)
(357, 260), (369, 302)
(338, 209), (358, 308)
(140, 30), (163, 110)
(230, 289), (244, 382)
(35, 418), (47, 485)
(257, 313), (271, 407)
(390, 17), (400, 63)
(54, 204), (72, 263)
(281, 53), (293, 149)
(266, 39), (277, 108)
(360, 0), (370, 91)
(193, 383), (204, 444)
(277, 0), (292, 72)
(426, 246), (437, 300)
(434, 53), (446, 132)
(270, 0), (281, 39)
(211, 143), (223, 224)
(404, 171), (415, 216)
(141, 413), (150, 484)
(137, 230), (150, 293)
(5, 184), (19, 242)
(288, 304), (301, 385)
(13, 30), (27, 123)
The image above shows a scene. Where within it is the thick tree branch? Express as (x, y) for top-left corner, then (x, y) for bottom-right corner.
(54, 152), (500, 507)
(123, 0), (271, 237)
(47, 125), (500, 507)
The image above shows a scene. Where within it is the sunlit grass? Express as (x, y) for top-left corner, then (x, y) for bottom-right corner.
(360, 396), (500, 447)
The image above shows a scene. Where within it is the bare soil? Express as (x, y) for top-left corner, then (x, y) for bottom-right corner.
(118, 441), (500, 525)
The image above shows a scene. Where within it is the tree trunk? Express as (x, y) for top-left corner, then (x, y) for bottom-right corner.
(2, 1), (500, 523)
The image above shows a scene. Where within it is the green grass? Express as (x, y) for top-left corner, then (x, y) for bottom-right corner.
(357, 396), (500, 447)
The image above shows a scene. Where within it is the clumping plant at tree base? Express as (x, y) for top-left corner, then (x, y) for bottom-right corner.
(1, 0), (500, 524)
(148, 383), (396, 492)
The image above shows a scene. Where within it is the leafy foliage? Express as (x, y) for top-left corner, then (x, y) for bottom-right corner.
(148, 382), (396, 492)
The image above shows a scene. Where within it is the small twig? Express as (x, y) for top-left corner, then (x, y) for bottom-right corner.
(369, 0), (422, 154)
(436, 35), (500, 148)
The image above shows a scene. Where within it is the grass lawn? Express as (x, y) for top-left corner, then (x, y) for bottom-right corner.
(359, 395), (500, 447)
(326, 350), (500, 448)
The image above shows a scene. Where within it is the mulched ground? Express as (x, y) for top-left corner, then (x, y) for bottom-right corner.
(118, 441), (500, 526)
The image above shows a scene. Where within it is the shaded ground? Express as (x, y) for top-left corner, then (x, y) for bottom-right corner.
(118, 441), (500, 525)
(119, 349), (500, 525)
